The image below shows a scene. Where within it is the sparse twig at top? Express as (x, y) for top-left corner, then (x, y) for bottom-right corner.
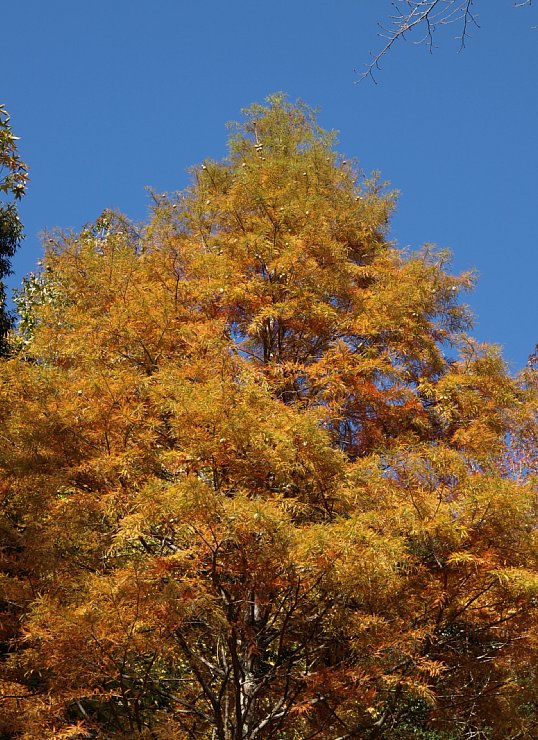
(357, 0), (534, 83)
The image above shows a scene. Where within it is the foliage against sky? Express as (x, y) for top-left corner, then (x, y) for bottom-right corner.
(3, 1), (537, 371)
(0, 105), (28, 353)
(1, 97), (537, 739)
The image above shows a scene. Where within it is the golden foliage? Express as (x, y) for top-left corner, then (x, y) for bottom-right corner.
(1, 95), (537, 739)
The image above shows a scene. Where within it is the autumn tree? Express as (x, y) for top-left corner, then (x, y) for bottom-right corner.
(1, 95), (537, 739)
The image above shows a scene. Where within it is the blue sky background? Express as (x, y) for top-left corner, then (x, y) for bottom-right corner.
(3, 0), (537, 371)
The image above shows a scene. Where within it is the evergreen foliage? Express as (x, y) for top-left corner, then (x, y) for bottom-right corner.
(0, 104), (28, 355)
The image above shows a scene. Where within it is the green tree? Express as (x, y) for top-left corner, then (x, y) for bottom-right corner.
(0, 104), (28, 354)
(0, 96), (536, 739)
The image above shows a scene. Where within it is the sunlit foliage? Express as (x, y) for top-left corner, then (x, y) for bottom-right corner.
(1, 96), (536, 739)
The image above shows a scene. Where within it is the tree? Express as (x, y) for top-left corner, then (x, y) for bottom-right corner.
(360, 1), (535, 82)
(0, 104), (28, 354)
(1, 95), (537, 739)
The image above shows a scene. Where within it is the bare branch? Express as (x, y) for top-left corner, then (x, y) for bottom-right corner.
(357, 1), (486, 82)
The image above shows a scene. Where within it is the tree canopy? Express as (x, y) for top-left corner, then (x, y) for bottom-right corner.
(1, 95), (537, 739)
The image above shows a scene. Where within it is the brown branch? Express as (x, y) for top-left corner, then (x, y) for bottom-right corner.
(357, 0), (479, 83)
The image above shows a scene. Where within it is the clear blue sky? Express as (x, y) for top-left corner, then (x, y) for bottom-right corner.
(3, 1), (537, 370)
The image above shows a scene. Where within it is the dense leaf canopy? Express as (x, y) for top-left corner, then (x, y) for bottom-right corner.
(1, 96), (537, 739)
